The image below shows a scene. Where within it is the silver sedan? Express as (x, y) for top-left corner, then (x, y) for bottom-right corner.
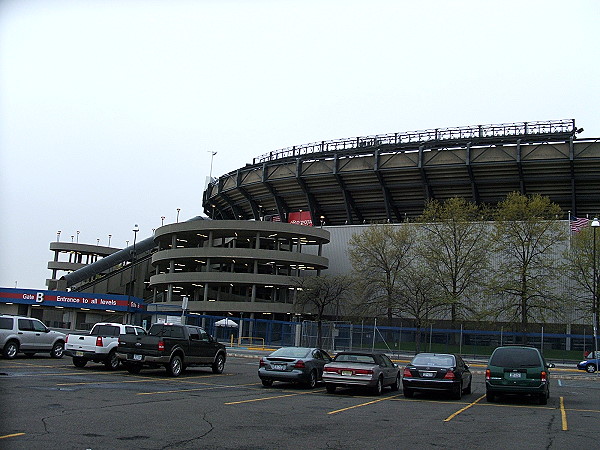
(322, 351), (401, 395)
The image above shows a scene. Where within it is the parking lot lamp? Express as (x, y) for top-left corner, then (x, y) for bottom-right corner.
(127, 224), (139, 323)
(592, 218), (599, 364)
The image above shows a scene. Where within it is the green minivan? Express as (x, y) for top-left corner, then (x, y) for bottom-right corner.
(485, 346), (555, 405)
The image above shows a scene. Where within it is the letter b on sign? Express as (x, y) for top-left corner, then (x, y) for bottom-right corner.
(36, 293), (44, 303)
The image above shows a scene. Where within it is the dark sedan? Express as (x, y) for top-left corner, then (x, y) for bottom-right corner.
(402, 352), (472, 399)
(258, 347), (332, 388)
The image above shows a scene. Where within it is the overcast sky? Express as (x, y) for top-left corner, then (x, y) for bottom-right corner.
(1, 0), (598, 290)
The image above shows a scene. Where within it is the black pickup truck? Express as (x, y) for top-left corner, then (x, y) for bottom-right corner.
(117, 323), (227, 377)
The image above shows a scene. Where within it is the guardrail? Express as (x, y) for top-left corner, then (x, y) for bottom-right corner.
(251, 119), (576, 165)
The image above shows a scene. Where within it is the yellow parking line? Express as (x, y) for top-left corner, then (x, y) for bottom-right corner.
(327, 394), (402, 415)
(140, 381), (258, 396)
(444, 394), (485, 422)
(560, 397), (568, 431)
(0, 433), (25, 440)
(56, 372), (232, 386)
(226, 389), (324, 405)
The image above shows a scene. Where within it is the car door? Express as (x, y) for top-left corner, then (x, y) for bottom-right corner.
(456, 355), (471, 387)
(17, 319), (42, 351)
(312, 349), (332, 378)
(379, 354), (397, 384)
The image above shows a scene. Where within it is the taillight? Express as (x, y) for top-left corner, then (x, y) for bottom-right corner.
(354, 369), (373, 375)
(96, 336), (103, 347)
(259, 357), (265, 367)
(294, 360), (306, 369)
(403, 368), (413, 378)
(158, 340), (165, 351)
(65, 335), (69, 343)
(541, 371), (547, 382)
(324, 367), (338, 373)
(443, 370), (456, 380)
(485, 369), (491, 380)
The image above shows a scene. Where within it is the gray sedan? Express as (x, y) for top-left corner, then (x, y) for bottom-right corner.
(322, 351), (401, 395)
(258, 347), (332, 388)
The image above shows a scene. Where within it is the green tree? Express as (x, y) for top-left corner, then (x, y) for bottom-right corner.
(488, 192), (566, 342)
(418, 197), (490, 324)
(348, 223), (414, 321)
(565, 225), (600, 334)
(293, 275), (353, 348)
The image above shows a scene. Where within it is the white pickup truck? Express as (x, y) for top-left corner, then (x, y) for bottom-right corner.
(64, 323), (146, 370)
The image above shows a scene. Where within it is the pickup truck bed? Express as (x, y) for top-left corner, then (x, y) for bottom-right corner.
(65, 323), (146, 370)
(117, 323), (227, 377)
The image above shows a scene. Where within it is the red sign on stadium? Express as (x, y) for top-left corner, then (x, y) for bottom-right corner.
(288, 211), (313, 226)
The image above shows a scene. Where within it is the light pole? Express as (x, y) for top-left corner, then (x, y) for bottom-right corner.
(127, 224), (139, 323)
(161, 216), (165, 226)
(208, 151), (217, 181)
(592, 217), (599, 362)
(108, 234), (112, 246)
(177, 208), (181, 223)
(57, 230), (61, 242)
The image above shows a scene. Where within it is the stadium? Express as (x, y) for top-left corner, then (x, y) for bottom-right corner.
(202, 119), (599, 224)
(4, 119), (599, 341)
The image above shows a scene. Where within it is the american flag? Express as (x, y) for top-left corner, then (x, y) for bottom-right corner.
(570, 216), (590, 233)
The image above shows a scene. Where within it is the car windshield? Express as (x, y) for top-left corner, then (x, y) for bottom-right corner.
(412, 354), (454, 367)
(269, 347), (311, 358)
(490, 348), (541, 367)
(334, 354), (376, 364)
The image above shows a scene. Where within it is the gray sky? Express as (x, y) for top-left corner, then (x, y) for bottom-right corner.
(1, 0), (598, 289)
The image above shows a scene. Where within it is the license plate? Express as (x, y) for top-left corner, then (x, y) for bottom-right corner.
(133, 354), (143, 361)
(75, 351), (84, 357)
(272, 364), (285, 371)
(341, 370), (353, 376)
(422, 372), (435, 378)
(508, 372), (522, 379)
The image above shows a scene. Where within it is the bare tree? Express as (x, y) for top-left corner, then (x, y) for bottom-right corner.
(488, 192), (567, 342)
(293, 275), (353, 348)
(395, 257), (446, 353)
(348, 223), (414, 321)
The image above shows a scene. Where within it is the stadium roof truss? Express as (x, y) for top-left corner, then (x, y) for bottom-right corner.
(203, 120), (600, 225)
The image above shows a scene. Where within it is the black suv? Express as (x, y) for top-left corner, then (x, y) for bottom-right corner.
(485, 346), (554, 405)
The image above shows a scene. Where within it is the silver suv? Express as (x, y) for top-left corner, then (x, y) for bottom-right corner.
(0, 314), (66, 359)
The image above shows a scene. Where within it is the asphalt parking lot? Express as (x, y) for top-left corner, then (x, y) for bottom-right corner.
(1, 351), (600, 450)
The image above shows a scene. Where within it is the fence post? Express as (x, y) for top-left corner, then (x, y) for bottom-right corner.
(372, 318), (376, 351)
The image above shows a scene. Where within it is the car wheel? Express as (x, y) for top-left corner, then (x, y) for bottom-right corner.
(486, 390), (495, 402)
(73, 357), (87, 368)
(104, 351), (120, 370)
(3, 341), (19, 359)
(305, 370), (318, 389)
(326, 384), (336, 394)
(167, 355), (183, 377)
(125, 362), (142, 374)
(261, 379), (273, 387)
(586, 363), (597, 373)
(212, 353), (225, 374)
(403, 388), (414, 398)
(390, 374), (400, 392)
(50, 341), (64, 359)
(372, 376), (383, 396)
(452, 382), (462, 400)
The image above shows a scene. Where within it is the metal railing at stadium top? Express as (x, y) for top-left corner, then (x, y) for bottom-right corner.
(252, 119), (576, 164)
